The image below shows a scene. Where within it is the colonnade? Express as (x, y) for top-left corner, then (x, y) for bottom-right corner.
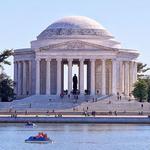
(14, 60), (32, 96)
(14, 58), (137, 97)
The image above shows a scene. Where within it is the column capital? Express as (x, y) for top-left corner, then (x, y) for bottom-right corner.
(56, 58), (62, 62)
(101, 58), (106, 61)
(79, 58), (85, 62)
(118, 60), (123, 63)
(112, 58), (117, 62)
(124, 61), (129, 65)
(129, 61), (134, 65)
(46, 58), (51, 62)
(90, 58), (96, 62)
(67, 58), (73, 62)
(35, 58), (41, 61)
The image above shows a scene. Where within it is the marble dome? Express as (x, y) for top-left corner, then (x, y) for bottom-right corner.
(47, 16), (105, 30)
(37, 16), (113, 40)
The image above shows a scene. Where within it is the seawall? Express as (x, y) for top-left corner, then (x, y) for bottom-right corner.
(1, 116), (150, 124)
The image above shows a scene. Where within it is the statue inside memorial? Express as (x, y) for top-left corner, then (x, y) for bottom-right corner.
(73, 74), (78, 94)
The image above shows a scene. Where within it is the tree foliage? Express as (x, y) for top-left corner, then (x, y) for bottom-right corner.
(0, 49), (13, 69)
(0, 49), (14, 101)
(144, 78), (150, 102)
(0, 73), (15, 101)
(132, 79), (148, 102)
(137, 62), (150, 78)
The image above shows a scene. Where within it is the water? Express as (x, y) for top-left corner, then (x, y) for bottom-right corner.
(0, 123), (149, 150)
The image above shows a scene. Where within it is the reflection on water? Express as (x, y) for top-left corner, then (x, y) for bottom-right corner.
(0, 123), (150, 150)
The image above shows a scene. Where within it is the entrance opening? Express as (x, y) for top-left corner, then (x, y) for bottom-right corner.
(63, 63), (87, 93)
(72, 64), (79, 90)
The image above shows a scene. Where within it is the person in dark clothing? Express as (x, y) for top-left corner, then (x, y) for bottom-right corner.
(73, 74), (78, 94)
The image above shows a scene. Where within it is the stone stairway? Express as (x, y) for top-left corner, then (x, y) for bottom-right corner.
(0, 94), (110, 111)
(0, 94), (144, 113)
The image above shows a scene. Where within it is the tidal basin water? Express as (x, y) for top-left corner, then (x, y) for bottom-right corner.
(0, 123), (150, 150)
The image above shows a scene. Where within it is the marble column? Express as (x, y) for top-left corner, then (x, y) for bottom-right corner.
(80, 59), (84, 95)
(14, 61), (18, 95)
(28, 60), (32, 95)
(129, 61), (134, 93)
(124, 61), (129, 95)
(23, 61), (27, 95)
(57, 58), (62, 95)
(18, 61), (21, 95)
(101, 59), (106, 95)
(119, 61), (123, 94)
(68, 58), (73, 94)
(90, 59), (95, 95)
(35, 58), (40, 95)
(46, 58), (51, 95)
(112, 59), (117, 95)
(134, 62), (137, 82)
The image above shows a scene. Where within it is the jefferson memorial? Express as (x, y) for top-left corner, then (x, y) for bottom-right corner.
(14, 16), (139, 97)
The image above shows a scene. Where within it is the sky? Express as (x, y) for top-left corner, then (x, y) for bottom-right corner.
(0, 0), (150, 79)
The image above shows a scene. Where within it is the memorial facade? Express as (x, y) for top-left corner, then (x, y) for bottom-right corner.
(14, 16), (139, 97)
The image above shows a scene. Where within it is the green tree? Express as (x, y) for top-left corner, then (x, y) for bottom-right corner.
(0, 49), (13, 69)
(144, 78), (150, 102)
(0, 73), (15, 102)
(137, 62), (150, 78)
(0, 49), (14, 101)
(147, 85), (150, 102)
(132, 79), (148, 102)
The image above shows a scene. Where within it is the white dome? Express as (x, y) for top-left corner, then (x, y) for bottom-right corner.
(37, 16), (114, 40)
(47, 16), (105, 30)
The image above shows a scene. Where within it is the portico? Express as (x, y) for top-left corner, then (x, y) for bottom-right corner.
(14, 16), (139, 97)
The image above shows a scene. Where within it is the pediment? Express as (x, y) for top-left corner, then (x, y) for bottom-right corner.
(39, 40), (115, 51)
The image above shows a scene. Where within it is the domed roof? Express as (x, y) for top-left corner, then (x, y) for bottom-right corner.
(37, 16), (113, 40)
(46, 16), (105, 30)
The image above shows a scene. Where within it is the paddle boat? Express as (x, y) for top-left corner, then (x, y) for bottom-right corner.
(25, 122), (37, 127)
(25, 132), (52, 144)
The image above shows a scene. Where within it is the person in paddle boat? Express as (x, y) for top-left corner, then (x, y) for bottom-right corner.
(25, 121), (36, 127)
(25, 132), (52, 143)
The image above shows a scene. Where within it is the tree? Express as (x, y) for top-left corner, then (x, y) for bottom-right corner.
(144, 78), (150, 102)
(132, 79), (148, 102)
(137, 62), (150, 78)
(0, 49), (13, 70)
(0, 49), (14, 101)
(0, 73), (15, 102)
(147, 85), (150, 102)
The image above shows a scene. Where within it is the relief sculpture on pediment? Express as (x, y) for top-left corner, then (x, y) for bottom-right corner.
(39, 40), (110, 51)
(67, 41), (85, 49)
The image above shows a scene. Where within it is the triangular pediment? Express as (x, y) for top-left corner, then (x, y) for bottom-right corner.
(39, 40), (115, 51)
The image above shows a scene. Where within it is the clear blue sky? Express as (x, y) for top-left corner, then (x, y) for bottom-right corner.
(0, 0), (150, 78)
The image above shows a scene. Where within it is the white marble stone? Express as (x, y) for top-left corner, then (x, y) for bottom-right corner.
(68, 59), (73, 94)
(46, 59), (51, 95)
(90, 59), (95, 95)
(101, 59), (106, 95)
(14, 16), (139, 97)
